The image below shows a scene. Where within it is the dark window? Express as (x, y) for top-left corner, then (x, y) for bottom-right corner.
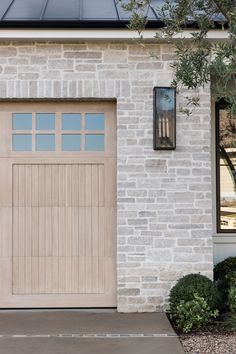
(216, 100), (236, 232)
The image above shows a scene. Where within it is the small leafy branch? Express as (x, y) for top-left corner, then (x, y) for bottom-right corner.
(176, 294), (219, 333)
(119, 0), (236, 115)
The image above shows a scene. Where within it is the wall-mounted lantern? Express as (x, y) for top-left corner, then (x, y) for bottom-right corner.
(153, 87), (176, 150)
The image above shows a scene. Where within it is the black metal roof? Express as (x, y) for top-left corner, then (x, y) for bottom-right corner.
(0, 0), (225, 29)
(0, 0), (165, 28)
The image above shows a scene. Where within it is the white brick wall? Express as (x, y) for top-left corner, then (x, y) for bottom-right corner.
(0, 41), (213, 311)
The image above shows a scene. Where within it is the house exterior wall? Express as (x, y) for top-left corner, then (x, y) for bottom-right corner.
(0, 41), (213, 312)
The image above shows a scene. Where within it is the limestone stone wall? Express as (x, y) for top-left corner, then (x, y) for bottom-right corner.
(0, 41), (213, 311)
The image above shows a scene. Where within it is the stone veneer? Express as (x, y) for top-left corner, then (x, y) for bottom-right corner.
(0, 41), (213, 312)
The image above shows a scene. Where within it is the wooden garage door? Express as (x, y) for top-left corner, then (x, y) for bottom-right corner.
(0, 101), (116, 308)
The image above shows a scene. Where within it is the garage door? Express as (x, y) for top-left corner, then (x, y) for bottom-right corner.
(0, 101), (116, 308)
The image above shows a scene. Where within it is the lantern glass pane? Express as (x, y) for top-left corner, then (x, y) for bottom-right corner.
(154, 87), (176, 150)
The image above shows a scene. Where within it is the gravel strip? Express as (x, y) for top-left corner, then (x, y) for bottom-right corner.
(180, 333), (236, 354)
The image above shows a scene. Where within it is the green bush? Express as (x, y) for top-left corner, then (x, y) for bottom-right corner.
(226, 271), (236, 286)
(175, 293), (219, 333)
(169, 274), (219, 314)
(228, 285), (236, 313)
(214, 258), (236, 308)
(214, 257), (236, 281)
(216, 278), (230, 309)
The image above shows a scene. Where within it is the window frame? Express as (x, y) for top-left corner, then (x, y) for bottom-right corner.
(215, 99), (236, 233)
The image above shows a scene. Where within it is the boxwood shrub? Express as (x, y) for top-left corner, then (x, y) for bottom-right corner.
(214, 257), (236, 282)
(228, 285), (236, 314)
(169, 273), (219, 315)
(214, 257), (236, 307)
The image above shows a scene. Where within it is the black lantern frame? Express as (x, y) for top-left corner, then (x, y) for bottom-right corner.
(153, 86), (176, 150)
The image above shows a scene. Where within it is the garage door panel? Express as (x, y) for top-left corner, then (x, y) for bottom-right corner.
(32, 165), (39, 207)
(25, 207), (32, 257)
(78, 165), (86, 206)
(18, 207), (25, 257)
(98, 164), (105, 207)
(12, 163), (114, 299)
(38, 257), (46, 294)
(104, 160), (116, 206)
(71, 165), (79, 206)
(32, 207), (39, 256)
(78, 207), (86, 257)
(0, 208), (12, 257)
(0, 160), (12, 207)
(105, 207), (116, 257)
(52, 257), (59, 294)
(19, 166), (26, 206)
(98, 207), (105, 257)
(92, 165), (99, 206)
(13, 163), (105, 207)
(25, 165), (32, 205)
(45, 207), (53, 256)
(71, 257), (79, 293)
(105, 257), (116, 294)
(92, 207), (99, 257)
(39, 207), (46, 256)
(52, 165), (60, 206)
(0, 101), (116, 307)
(12, 256), (108, 296)
(12, 257), (18, 294)
(25, 256), (32, 294)
(39, 165), (46, 206)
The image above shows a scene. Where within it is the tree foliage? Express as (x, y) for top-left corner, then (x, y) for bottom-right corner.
(120, 0), (236, 114)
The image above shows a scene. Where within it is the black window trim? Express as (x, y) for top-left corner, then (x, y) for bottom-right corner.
(215, 99), (236, 233)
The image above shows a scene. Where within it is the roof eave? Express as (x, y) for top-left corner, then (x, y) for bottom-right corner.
(0, 19), (165, 29)
(0, 21), (227, 30)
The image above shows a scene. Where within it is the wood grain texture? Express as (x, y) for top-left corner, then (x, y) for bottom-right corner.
(12, 163), (108, 295)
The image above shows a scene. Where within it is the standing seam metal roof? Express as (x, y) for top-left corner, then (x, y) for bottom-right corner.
(0, 0), (164, 27)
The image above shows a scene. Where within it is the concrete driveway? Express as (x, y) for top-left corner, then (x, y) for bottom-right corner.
(0, 311), (184, 354)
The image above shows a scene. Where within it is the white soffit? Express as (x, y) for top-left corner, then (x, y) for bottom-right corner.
(0, 29), (229, 41)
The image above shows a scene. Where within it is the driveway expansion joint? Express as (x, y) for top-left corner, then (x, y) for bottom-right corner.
(0, 333), (178, 339)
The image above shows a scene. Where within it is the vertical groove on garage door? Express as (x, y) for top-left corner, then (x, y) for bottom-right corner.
(12, 163), (106, 295)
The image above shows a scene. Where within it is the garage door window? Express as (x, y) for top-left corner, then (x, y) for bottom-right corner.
(62, 134), (81, 151)
(12, 112), (105, 152)
(36, 134), (55, 151)
(12, 134), (32, 151)
(62, 113), (81, 130)
(36, 113), (55, 130)
(13, 113), (32, 130)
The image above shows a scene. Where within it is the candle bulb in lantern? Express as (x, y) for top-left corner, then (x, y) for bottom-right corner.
(162, 117), (166, 138)
(161, 116), (163, 138)
(159, 118), (162, 138)
(165, 117), (167, 138)
(166, 117), (169, 138)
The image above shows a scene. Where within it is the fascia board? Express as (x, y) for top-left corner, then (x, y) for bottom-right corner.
(0, 29), (229, 41)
